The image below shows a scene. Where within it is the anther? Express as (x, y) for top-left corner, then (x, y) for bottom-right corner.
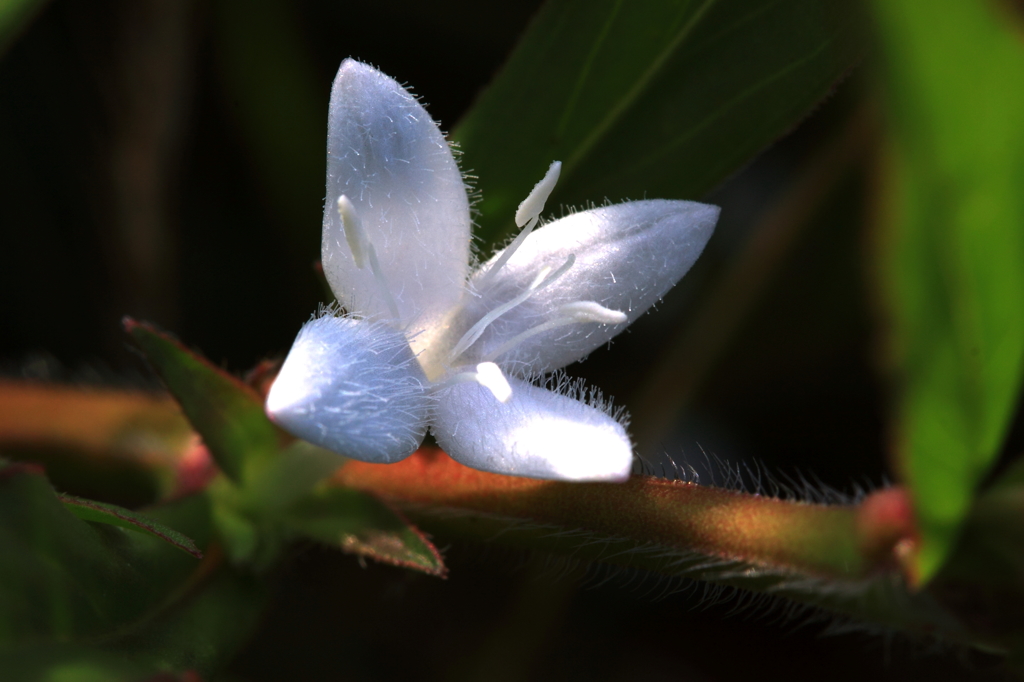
(338, 195), (400, 321)
(515, 161), (561, 228)
(557, 301), (628, 324)
(337, 195), (368, 269)
(435, 361), (513, 403)
(483, 301), (627, 363)
(477, 161), (562, 290)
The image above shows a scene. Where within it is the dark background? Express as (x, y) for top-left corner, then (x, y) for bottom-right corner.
(0, 1), (1011, 679)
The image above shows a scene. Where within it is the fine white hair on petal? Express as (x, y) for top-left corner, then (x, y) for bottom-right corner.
(454, 199), (719, 374)
(321, 59), (471, 331)
(535, 370), (631, 430)
(266, 314), (430, 464)
(432, 375), (634, 482)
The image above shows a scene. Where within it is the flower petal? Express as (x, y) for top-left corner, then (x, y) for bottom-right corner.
(455, 200), (718, 374)
(432, 376), (633, 482)
(266, 315), (430, 463)
(322, 59), (471, 331)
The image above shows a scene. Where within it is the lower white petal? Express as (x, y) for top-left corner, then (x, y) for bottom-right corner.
(433, 376), (633, 482)
(266, 315), (429, 463)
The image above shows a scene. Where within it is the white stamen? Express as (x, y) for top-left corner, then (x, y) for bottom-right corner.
(337, 195), (368, 269)
(476, 161), (562, 290)
(434, 361), (513, 403)
(516, 161), (561, 227)
(557, 301), (629, 324)
(472, 362), (513, 402)
(483, 301), (627, 363)
(338, 195), (400, 321)
(449, 254), (576, 362)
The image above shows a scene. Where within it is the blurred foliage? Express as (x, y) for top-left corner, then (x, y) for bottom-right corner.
(454, 0), (864, 245)
(0, 0), (45, 57)
(871, 0), (1024, 585)
(1, 0), (1023, 680)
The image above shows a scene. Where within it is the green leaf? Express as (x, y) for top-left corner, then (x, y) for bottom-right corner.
(206, 439), (345, 567)
(100, 566), (267, 677)
(871, 0), (1024, 583)
(284, 485), (446, 577)
(0, 464), (251, 677)
(0, 460), (211, 644)
(124, 318), (283, 484)
(213, 0), (325, 257)
(244, 440), (343, 514)
(1, 567), (267, 680)
(58, 493), (202, 559)
(0, 0), (47, 57)
(0, 648), (151, 682)
(453, 0), (865, 244)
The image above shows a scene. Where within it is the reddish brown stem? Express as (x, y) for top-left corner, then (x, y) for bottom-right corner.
(336, 447), (914, 581)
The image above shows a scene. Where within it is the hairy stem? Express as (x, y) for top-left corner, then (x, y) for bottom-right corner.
(335, 447), (907, 581)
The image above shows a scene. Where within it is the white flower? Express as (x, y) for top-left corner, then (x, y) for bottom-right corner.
(265, 60), (719, 482)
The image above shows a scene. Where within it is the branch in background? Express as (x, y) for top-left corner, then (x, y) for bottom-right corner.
(0, 380), (192, 500)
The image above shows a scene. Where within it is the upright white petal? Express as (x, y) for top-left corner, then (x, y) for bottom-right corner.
(266, 315), (430, 463)
(322, 59), (471, 331)
(433, 376), (633, 482)
(456, 200), (718, 374)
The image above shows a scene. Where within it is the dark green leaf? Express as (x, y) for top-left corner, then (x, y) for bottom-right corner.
(0, 647), (152, 682)
(285, 486), (446, 577)
(0, 0), (48, 57)
(208, 480), (264, 566)
(871, 0), (1024, 583)
(408, 504), (980, 647)
(0, 460), (211, 643)
(206, 441), (343, 567)
(213, 0), (325, 257)
(244, 440), (344, 514)
(454, 0), (865, 244)
(101, 566), (267, 677)
(58, 493), (202, 559)
(125, 318), (284, 484)
(1, 567), (267, 680)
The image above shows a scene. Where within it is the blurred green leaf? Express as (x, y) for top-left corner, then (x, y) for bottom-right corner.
(243, 440), (342, 514)
(285, 485), (446, 577)
(125, 318), (283, 484)
(0, 648), (153, 682)
(0, 461), (209, 644)
(101, 566), (267, 678)
(123, 319), (438, 575)
(454, 0), (864, 244)
(0, 464), (256, 679)
(214, 0), (325, 256)
(872, 0), (1024, 583)
(2, 567), (266, 681)
(0, 0), (47, 57)
(58, 493), (202, 559)
(203, 441), (344, 567)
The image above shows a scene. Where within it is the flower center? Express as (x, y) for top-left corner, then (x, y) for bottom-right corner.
(429, 161), (627, 381)
(336, 161), (628, 402)
(446, 254), (576, 363)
